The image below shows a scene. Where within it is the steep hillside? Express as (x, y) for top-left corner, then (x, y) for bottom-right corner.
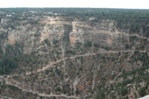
(0, 8), (149, 99)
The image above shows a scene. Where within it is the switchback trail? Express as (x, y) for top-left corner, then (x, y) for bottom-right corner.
(4, 78), (78, 99)
(25, 50), (146, 75)
(2, 50), (146, 98)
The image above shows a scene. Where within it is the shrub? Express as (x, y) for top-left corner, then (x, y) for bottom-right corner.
(121, 87), (128, 96)
(139, 87), (146, 97)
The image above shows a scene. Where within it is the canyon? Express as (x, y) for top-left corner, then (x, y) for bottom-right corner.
(0, 8), (149, 99)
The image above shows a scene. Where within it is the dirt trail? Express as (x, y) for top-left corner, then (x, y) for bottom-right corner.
(96, 29), (149, 41)
(4, 77), (78, 99)
(119, 32), (149, 41)
(2, 49), (146, 98)
(25, 50), (113, 75)
(25, 50), (146, 75)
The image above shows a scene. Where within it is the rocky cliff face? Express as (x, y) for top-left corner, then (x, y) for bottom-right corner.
(0, 16), (129, 52)
(0, 9), (149, 99)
